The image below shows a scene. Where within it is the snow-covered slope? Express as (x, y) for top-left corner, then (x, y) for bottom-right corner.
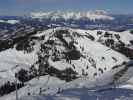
(20, 85), (133, 100)
(31, 10), (114, 21)
(0, 20), (19, 24)
(0, 27), (133, 99)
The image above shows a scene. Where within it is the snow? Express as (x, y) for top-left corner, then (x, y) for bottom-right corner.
(48, 58), (71, 70)
(0, 27), (131, 80)
(74, 29), (133, 46)
(0, 20), (19, 24)
(0, 48), (38, 80)
(42, 28), (129, 75)
(0, 27), (133, 100)
(0, 75), (66, 100)
(120, 30), (133, 44)
(20, 87), (133, 100)
(31, 10), (114, 21)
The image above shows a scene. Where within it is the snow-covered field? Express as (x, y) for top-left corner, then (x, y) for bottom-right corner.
(20, 87), (133, 100)
(1, 75), (133, 100)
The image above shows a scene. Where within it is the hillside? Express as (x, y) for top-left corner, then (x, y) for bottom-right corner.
(0, 27), (133, 100)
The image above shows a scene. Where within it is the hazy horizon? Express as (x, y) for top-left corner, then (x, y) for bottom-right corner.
(0, 0), (133, 16)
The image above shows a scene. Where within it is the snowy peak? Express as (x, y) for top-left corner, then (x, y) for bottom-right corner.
(30, 10), (114, 21)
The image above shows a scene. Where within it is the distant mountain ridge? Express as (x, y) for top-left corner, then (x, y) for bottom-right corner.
(30, 10), (114, 21)
(0, 11), (133, 31)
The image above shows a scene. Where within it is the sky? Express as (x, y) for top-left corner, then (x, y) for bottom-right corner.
(0, 0), (133, 16)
